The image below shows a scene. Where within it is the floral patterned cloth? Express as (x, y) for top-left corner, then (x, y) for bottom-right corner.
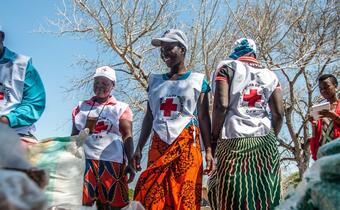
(134, 126), (203, 210)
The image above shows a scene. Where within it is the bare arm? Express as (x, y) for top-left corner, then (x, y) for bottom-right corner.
(136, 103), (153, 150)
(71, 123), (80, 136)
(197, 92), (214, 174)
(211, 80), (229, 153)
(119, 119), (135, 183)
(197, 92), (212, 151)
(119, 119), (134, 163)
(268, 88), (284, 136)
(71, 106), (80, 136)
(132, 103), (153, 171)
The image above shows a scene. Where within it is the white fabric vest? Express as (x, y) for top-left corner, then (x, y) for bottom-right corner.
(73, 100), (128, 163)
(148, 72), (204, 144)
(0, 53), (35, 135)
(214, 60), (279, 139)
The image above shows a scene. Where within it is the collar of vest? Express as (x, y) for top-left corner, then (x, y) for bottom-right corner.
(163, 70), (192, 80)
(84, 96), (117, 106)
(237, 56), (259, 64)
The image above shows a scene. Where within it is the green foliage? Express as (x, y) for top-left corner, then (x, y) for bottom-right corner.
(286, 171), (302, 188)
(128, 188), (134, 200)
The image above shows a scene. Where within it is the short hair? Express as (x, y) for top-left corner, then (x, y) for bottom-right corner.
(318, 74), (338, 87)
(0, 31), (4, 40)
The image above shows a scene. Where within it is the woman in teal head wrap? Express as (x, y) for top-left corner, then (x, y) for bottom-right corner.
(208, 37), (283, 210)
(229, 38), (257, 59)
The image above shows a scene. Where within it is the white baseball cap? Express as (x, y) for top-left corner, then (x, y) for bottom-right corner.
(94, 66), (116, 82)
(151, 29), (188, 51)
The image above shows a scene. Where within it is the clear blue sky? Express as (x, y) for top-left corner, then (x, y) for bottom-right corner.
(1, 0), (98, 139)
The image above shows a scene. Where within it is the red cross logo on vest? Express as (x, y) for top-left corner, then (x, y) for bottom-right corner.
(243, 89), (262, 107)
(160, 98), (178, 117)
(93, 121), (109, 134)
(0, 92), (4, 101)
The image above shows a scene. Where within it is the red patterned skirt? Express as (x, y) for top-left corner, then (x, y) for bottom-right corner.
(82, 159), (129, 208)
(134, 126), (203, 210)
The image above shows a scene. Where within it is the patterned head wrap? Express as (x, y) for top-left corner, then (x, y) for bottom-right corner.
(229, 38), (256, 59)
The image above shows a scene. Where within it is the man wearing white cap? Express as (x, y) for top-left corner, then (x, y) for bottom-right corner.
(0, 27), (46, 139)
(208, 38), (284, 210)
(71, 66), (135, 209)
(133, 29), (214, 209)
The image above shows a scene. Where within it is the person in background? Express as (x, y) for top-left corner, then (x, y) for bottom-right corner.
(133, 29), (214, 209)
(309, 74), (340, 160)
(208, 38), (284, 210)
(0, 27), (46, 139)
(71, 66), (135, 209)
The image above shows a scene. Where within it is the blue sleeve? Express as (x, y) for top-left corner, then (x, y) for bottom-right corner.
(201, 77), (211, 93)
(6, 59), (46, 127)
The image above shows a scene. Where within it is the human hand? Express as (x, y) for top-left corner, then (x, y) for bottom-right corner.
(203, 150), (215, 176)
(132, 147), (142, 172)
(307, 114), (317, 125)
(0, 116), (9, 125)
(319, 110), (338, 120)
(125, 163), (136, 183)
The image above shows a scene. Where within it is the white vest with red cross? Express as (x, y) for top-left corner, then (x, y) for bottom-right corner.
(0, 53), (36, 135)
(215, 60), (279, 139)
(148, 72), (205, 144)
(73, 99), (128, 163)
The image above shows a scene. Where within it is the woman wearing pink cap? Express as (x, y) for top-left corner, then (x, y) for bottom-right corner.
(71, 66), (135, 209)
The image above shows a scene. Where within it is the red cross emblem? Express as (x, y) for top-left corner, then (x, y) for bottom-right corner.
(243, 89), (261, 107)
(160, 98), (178, 117)
(0, 92), (4, 100)
(93, 121), (109, 134)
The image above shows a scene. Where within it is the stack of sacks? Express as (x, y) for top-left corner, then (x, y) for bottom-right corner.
(27, 129), (89, 208)
(0, 124), (47, 210)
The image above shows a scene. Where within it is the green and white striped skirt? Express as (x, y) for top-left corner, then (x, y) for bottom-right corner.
(208, 131), (280, 210)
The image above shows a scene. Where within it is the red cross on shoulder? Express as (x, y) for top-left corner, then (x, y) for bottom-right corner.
(160, 98), (178, 117)
(243, 89), (262, 107)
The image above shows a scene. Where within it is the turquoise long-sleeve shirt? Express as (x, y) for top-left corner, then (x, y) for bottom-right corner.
(0, 47), (46, 128)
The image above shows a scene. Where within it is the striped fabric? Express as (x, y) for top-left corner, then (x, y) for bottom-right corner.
(321, 120), (334, 146)
(208, 131), (280, 210)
